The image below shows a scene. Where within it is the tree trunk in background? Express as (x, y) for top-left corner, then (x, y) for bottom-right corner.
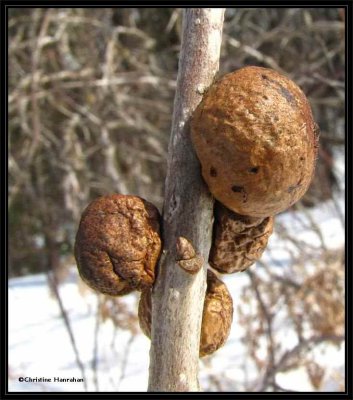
(148, 8), (225, 392)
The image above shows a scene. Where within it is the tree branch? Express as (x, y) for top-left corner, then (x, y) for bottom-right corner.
(148, 8), (225, 392)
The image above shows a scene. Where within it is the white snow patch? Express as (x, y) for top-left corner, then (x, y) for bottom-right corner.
(8, 192), (345, 392)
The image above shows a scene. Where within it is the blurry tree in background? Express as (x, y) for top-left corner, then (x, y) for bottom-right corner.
(8, 7), (345, 392)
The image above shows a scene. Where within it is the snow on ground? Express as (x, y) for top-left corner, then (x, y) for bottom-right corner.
(8, 195), (345, 392)
(8, 271), (150, 392)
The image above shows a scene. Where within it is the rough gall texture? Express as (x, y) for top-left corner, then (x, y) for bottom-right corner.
(209, 202), (274, 274)
(138, 269), (233, 357)
(200, 270), (234, 357)
(191, 66), (319, 218)
(74, 194), (162, 296)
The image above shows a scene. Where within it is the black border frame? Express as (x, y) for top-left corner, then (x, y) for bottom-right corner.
(1, 1), (352, 399)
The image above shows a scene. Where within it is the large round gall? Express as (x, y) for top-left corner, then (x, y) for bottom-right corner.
(191, 66), (319, 218)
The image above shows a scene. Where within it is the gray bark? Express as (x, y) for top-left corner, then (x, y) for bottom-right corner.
(148, 8), (225, 392)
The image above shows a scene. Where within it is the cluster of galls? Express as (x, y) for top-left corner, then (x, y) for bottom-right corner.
(75, 66), (318, 357)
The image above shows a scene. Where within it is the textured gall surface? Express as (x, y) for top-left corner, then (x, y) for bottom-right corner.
(74, 194), (161, 296)
(209, 202), (274, 273)
(191, 66), (319, 218)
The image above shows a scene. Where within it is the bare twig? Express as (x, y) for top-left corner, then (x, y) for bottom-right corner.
(92, 294), (102, 392)
(148, 8), (225, 392)
(47, 271), (88, 391)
